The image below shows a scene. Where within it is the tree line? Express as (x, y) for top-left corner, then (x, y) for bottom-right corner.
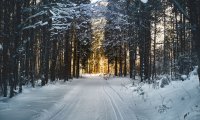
(0, 0), (91, 98)
(0, 0), (200, 98)
(103, 0), (200, 84)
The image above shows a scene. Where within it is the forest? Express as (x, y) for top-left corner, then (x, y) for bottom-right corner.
(0, 0), (200, 98)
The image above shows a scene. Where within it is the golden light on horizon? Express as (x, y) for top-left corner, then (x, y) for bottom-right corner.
(87, 17), (109, 74)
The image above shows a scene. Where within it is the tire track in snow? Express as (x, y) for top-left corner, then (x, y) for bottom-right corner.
(100, 84), (108, 120)
(35, 80), (83, 120)
(105, 81), (125, 102)
(49, 98), (80, 120)
(103, 83), (125, 120)
(104, 79), (139, 120)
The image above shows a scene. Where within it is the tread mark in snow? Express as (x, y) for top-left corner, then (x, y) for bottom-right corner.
(106, 81), (125, 102)
(103, 84), (125, 120)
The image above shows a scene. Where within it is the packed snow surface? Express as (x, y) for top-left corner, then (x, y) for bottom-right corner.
(0, 74), (200, 120)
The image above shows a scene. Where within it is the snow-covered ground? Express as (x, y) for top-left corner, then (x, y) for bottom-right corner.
(0, 74), (200, 120)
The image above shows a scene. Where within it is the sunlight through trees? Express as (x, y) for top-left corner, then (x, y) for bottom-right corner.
(0, 0), (200, 98)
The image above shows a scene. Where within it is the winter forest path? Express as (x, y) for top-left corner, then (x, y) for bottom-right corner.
(0, 75), (139, 120)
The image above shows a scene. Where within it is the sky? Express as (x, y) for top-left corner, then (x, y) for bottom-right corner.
(91, 0), (100, 3)
(91, 0), (148, 4)
(141, 0), (148, 3)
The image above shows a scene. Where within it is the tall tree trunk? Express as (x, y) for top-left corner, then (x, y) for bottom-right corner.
(69, 40), (72, 79)
(73, 31), (77, 77)
(2, 0), (11, 97)
(76, 38), (80, 78)
(41, 26), (49, 86)
(64, 32), (69, 81)
(119, 44), (122, 77)
(15, 1), (23, 93)
(144, 19), (151, 81)
(129, 36), (136, 79)
(123, 44), (127, 76)
(129, 44), (133, 79)
(152, 13), (157, 80)
(163, 2), (168, 74)
(44, 31), (50, 85)
(10, 0), (17, 97)
(50, 39), (58, 82)
(30, 29), (35, 87)
(114, 55), (118, 76)
(0, 0), (3, 95)
(29, 2), (36, 87)
(107, 59), (110, 74)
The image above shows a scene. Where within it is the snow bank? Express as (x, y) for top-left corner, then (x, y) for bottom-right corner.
(122, 73), (200, 120)
(0, 81), (71, 120)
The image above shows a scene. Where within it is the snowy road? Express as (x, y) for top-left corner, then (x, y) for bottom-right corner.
(37, 76), (137, 120)
(0, 76), (138, 120)
(1, 75), (200, 120)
